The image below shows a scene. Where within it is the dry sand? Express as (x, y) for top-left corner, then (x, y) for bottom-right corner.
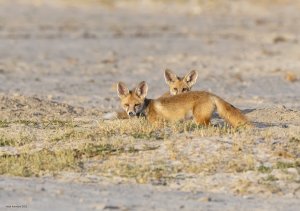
(0, 0), (300, 210)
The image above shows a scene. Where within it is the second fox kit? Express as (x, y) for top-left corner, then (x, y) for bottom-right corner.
(106, 69), (198, 119)
(161, 69), (198, 97)
(117, 81), (251, 128)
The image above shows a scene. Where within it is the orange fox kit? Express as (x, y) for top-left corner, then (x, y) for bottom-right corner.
(105, 69), (198, 120)
(117, 81), (251, 128)
(161, 69), (198, 97)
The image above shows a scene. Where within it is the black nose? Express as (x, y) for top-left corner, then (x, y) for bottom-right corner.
(128, 112), (135, 117)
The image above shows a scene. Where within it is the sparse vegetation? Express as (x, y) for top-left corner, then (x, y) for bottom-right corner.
(0, 120), (9, 128)
(257, 165), (272, 173)
(0, 108), (299, 196)
(276, 161), (300, 169)
(0, 149), (79, 177)
(1, 0), (300, 208)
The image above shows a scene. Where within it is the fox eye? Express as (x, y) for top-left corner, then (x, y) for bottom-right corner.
(182, 88), (188, 92)
(173, 88), (178, 92)
(134, 104), (141, 107)
(124, 104), (129, 107)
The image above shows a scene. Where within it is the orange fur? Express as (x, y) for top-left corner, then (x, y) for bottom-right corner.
(117, 82), (251, 128)
(115, 69), (198, 119)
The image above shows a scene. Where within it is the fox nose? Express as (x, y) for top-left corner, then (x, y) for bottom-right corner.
(128, 112), (135, 117)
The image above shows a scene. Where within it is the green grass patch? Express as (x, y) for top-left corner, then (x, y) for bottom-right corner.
(276, 161), (300, 169)
(263, 174), (279, 182)
(0, 135), (32, 147)
(289, 137), (300, 143)
(0, 142), (159, 177)
(0, 119), (76, 129)
(0, 136), (15, 147)
(80, 143), (126, 158)
(0, 149), (80, 177)
(257, 165), (272, 173)
(0, 120), (9, 128)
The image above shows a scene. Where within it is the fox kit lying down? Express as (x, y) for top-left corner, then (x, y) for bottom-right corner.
(117, 81), (251, 128)
(103, 69), (198, 120)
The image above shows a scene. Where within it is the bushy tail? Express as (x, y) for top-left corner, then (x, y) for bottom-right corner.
(213, 96), (251, 128)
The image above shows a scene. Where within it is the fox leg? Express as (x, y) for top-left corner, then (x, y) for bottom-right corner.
(148, 113), (159, 124)
(193, 103), (215, 126)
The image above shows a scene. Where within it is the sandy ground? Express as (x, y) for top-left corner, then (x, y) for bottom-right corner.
(1, 176), (300, 211)
(0, 0), (300, 210)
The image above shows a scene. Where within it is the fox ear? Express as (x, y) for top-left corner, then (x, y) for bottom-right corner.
(135, 81), (148, 99)
(117, 82), (129, 98)
(164, 69), (178, 85)
(184, 70), (198, 87)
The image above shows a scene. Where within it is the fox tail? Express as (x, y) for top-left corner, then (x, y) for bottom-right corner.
(213, 96), (251, 128)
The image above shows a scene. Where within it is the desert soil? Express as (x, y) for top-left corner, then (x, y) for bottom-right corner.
(0, 0), (300, 210)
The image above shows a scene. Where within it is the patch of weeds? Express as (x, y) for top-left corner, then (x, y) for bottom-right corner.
(0, 120), (9, 128)
(42, 119), (75, 129)
(170, 121), (223, 134)
(80, 143), (126, 158)
(50, 130), (104, 142)
(98, 119), (159, 139)
(14, 120), (39, 127)
(132, 131), (165, 140)
(263, 174), (278, 182)
(226, 159), (255, 173)
(290, 137), (300, 143)
(188, 124), (238, 137)
(131, 132), (152, 139)
(0, 149), (80, 177)
(109, 162), (177, 184)
(78, 142), (159, 158)
(0, 136), (16, 146)
(12, 119), (75, 129)
(179, 122), (236, 134)
(276, 161), (300, 169)
(0, 135), (32, 147)
(98, 118), (243, 140)
(257, 165), (272, 173)
(142, 144), (160, 151)
(51, 130), (76, 142)
(177, 121), (202, 132)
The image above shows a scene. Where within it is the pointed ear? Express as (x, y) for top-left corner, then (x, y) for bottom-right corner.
(164, 69), (178, 85)
(135, 81), (148, 99)
(184, 70), (198, 87)
(117, 82), (129, 98)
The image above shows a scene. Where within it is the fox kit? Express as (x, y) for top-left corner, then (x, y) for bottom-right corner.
(117, 81), (251, 128)
(161, 69), (198, 97)
(103, 69), (198, 120)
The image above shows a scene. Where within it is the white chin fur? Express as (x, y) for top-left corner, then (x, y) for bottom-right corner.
(102, 112), (118, 120)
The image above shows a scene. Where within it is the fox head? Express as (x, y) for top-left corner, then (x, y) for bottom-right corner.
(164, 69), (198, 95)
(117, 81), (148, 117)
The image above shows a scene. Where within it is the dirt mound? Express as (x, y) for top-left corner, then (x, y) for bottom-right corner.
(0, 94), (86, 120)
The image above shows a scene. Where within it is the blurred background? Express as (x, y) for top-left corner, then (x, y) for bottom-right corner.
(0, 0), (299, 111)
